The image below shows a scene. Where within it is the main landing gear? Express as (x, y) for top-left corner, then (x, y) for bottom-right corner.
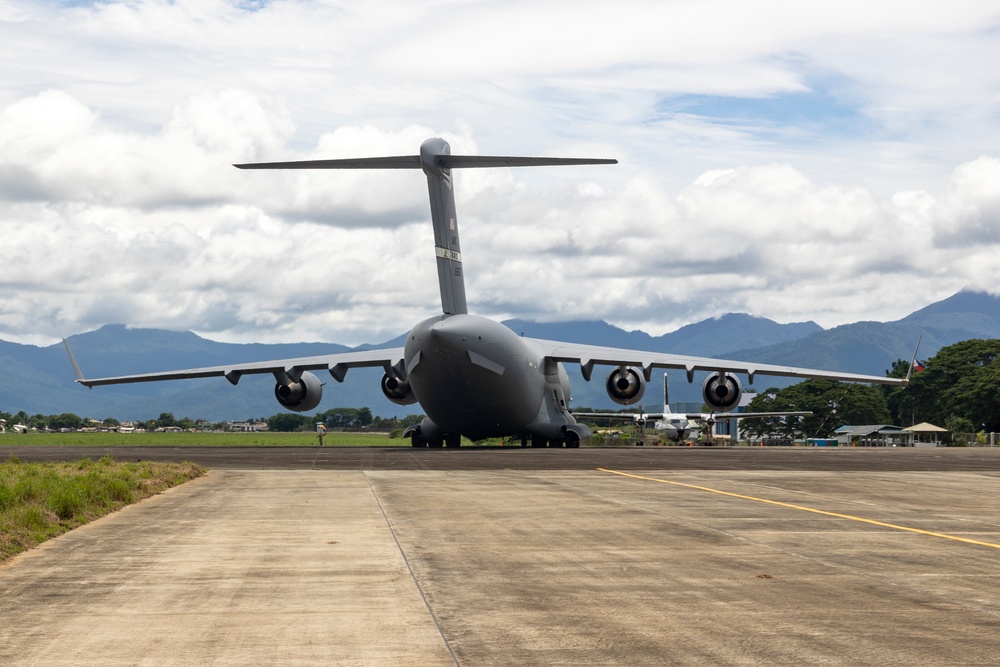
(408, 430), (462, 448)
(409, 428), (581, 448)
(527, 433), (581, 448)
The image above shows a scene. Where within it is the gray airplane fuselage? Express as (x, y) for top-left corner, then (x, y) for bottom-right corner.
(404, 313), (575, 442)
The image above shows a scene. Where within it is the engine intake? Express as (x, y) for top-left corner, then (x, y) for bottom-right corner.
(381, 372), (417, 405)
(702, 372), (741, 412)
(606, 367), (646, 405)
(274, 371), (323, 412)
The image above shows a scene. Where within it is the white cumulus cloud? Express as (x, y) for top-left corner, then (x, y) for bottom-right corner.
(1, 1), (1000, 346)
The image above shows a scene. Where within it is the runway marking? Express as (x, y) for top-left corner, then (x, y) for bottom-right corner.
(598, 468), (1000, 551)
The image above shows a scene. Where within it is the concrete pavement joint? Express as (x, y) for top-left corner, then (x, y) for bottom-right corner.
(363, 471), (461, 667)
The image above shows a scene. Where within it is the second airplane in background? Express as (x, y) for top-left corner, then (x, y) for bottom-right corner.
(574, 373), (810, 443)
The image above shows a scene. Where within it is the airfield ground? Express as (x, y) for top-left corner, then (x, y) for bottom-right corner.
(3, 446), (1000, 665)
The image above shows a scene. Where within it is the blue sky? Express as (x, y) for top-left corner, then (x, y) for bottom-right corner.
(0, 0), (999, 346)
(667, 74), (870, 141)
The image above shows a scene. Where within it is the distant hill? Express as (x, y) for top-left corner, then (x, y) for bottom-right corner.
(1, 291), (998, 422)
(504, 313), (821, 357)
(901, 290), (1000, 333)
(0, 325), (362, 422)
(725, 290), (1000, 375)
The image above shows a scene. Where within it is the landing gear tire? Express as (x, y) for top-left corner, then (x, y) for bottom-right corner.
(445, 434), (461, 448)
(548, 439), (564, 448)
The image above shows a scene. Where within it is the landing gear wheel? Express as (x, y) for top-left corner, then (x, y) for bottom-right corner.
(445, 434), (461, 448)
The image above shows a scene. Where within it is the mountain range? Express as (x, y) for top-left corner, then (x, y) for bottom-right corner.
(2, 290), (998, 422)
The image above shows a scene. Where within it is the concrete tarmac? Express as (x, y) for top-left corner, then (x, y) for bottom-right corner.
(4, 449), (1000, 664)
(7, 443), (1000, 471)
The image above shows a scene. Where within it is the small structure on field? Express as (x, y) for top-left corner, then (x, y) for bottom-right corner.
(903, 422), (948, 447)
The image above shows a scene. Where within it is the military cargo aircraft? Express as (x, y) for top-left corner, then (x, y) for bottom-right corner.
(65, 138), (905, 448)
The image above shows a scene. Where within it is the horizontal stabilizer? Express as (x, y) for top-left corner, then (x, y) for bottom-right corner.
(440, 155), (617, 168)
(235, 156), (422, 170)
(235, 155), (617, 171)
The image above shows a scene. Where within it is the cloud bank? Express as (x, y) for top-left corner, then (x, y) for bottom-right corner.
(0, 1), (998, 345)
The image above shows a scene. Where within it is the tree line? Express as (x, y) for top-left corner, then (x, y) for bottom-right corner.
(265, 409), (424, 433)
(740, 338), (1000, 440)
(0, 408), (425, 434)
(887, 338), (1000, 434)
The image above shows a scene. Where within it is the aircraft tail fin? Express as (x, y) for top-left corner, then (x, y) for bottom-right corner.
(663, 372), (670, 414)
(236, 138), (616, 316)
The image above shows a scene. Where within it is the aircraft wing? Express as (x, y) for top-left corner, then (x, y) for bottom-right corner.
(704, 411), (811, 420)
(574, 410), (808, 422)
(572, 412), (665, 421)
(528, 338), (904, 385)
(63, 340), (406, 387)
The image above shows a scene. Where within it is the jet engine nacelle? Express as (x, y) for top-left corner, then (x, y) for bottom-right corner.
(274, 371), (323, 412)
(606, 367), (646, 405)
(702, 372), (741, 412)
(381, 372), (418, 405)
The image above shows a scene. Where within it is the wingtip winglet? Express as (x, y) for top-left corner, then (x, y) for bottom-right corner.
(62, 338), (91, 387)
(904, 334), (923, 384)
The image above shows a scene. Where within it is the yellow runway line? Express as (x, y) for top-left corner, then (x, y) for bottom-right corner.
(598, 468), (1000, 551)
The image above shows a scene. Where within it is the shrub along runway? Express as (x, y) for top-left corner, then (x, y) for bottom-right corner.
(4, 447), (1000, 665)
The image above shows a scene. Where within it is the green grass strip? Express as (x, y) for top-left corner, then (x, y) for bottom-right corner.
(0, 431), (508, 447)
(0, 431), (405, 447)
(0, 454), (205, 562)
